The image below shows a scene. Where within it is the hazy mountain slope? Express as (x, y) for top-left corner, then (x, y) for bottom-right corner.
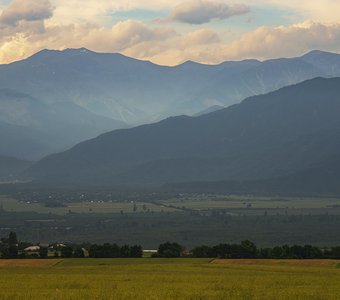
(302, 50), (340, 76)
(193, 105), (225, 117)
(263, 154), (340, 195)
(25, 77), (340, 188)
(191, 57), (327, 108)
(165, 153), (340, 196)
(1, 49), (340, 125)
(0, 89), (126, 160)
(0, 155), (32, 179)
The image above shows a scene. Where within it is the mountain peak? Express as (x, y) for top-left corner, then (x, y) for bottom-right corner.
(63, 47), (93, 54)
(303, 49), (340, 59)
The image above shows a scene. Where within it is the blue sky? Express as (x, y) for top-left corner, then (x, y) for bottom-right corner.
(0, 0), (340, 65)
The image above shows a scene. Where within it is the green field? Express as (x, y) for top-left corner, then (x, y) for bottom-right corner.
(161, 195), (340, 214)
(0, 196), (178, 215)
(2, 194), (340, 216)
(2, 194), (340, 247)
(0, 258), (340, 299)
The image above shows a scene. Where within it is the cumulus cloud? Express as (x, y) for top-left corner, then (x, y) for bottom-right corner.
(2, 20), (340, 66)
(168, 0), (250, 24)
(0, 0), (54, 26)
(206, 21), (340, 62)
(181, 29), (220, 46)
(126, 21), (340, 65)
(0, 19), (176, 63)
(0, 0), (340, 67)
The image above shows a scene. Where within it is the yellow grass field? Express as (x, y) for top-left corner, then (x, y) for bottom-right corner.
(0, 258), (339, 299)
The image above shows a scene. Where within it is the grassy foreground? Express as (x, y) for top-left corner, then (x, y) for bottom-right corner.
(0, 258), (340, 299)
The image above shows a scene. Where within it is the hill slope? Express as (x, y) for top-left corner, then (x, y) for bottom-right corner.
(0, 155), (32, 180)
(25, 77), (340, 191)
(0, 89), (126, 160)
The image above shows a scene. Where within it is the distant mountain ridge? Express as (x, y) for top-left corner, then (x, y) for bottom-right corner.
(1, 49), (340, 126)
(25, 77), (340, 195)
(0, 155), (31, 180)
(0, 88), (126, 160)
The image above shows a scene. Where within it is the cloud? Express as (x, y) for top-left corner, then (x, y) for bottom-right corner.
(2, 20), (340, 66)
(181, 29), (220, 46)
(124, 21), (340, 65)
(168, 0), (250, 24)
(0, 0), (340, 67)
(206, 21), (340, 62)
(0, 19), (176, 63)
(79, 20), (176, 52)
(0, 0), (54, 26)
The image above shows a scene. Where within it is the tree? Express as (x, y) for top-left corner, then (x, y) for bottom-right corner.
(39, 247), (48, 259)
(120, 245), (131, 258)
(73, 247), (84, 258)
(240, 240), (258, 258)
(61, 246), (73, 258)
(330, 247), (340, 259)
(192, 245), (213, 258)
(130, 245), (143, 258)
(157, 242), (183, 258)
(8, 232), (18, 246)
(89, 243), (121, 258)
(5, 232), (18, 259)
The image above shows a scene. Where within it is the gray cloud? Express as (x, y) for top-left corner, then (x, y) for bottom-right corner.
(169, 1), (250, 24)
(0, 0), (54, 26)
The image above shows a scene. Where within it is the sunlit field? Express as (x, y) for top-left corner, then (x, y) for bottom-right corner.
(0, 258), (340, 299)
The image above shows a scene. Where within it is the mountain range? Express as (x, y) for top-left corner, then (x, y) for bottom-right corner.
(1, 49), (340, 127)
(25, 77), (340, 195)
(2, 48), (340, 161)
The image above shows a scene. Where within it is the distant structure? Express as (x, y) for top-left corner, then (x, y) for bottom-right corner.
(0, 200), (4, 212)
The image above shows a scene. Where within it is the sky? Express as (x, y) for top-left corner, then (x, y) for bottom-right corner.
(0, 0), (340, 65)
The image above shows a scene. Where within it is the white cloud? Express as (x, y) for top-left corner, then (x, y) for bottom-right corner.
(9, 0), (335, 26)
(182, 28), (220, 46)
(0, 19), (176, 63)
(0, 0), (340, 66)
(207, 21), (340, 62)
(1, 20), (340, 66)
(0, 0), (53, 26)
(168, 1), (250, 24)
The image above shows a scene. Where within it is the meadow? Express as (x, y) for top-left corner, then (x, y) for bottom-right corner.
(2, 194), (340, 216)
(161, 195), (340, 215)
(0, 258), (340, 299)
(0, 196), (178, 215)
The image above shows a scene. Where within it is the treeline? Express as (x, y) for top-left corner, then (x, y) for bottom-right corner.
(191, 241), (340, 259)
(0, 232), (142, 259)
(2, 232), (340, 259)
(150, 241), (340, 259)
(89, 244), (142, 258)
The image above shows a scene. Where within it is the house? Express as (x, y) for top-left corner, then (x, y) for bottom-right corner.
(24, 246), (40, 252)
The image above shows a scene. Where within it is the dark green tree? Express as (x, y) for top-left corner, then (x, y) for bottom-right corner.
(61, 246), (73, 258)
(8, 232), (18, 246)
(73, 247), (84, 258)
(130, 245), (143, 258)
(120, 245), (131, 258)
(158, 242), (183, 258)
(39, 247), (48, 259)
(191, 245), (213, 258)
